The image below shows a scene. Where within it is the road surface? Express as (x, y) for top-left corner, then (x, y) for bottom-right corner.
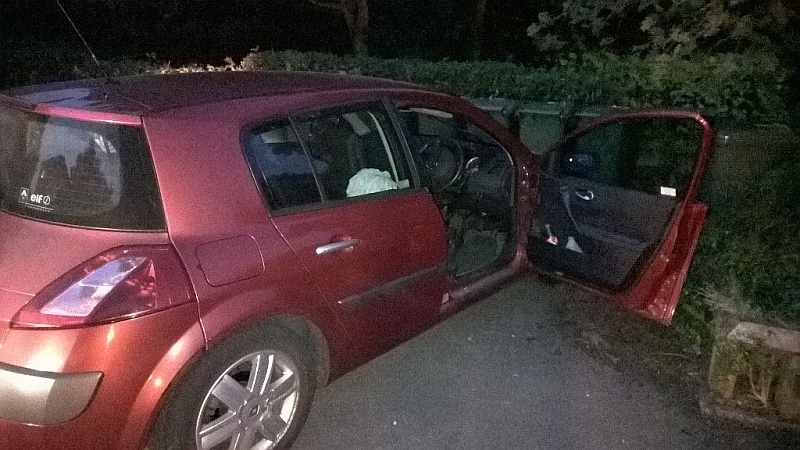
(293, 276), (798, 450)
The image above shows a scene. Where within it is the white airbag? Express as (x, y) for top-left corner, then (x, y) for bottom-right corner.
(346, 168), (398, 197)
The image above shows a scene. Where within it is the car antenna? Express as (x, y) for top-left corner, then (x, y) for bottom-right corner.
(54, 0), (114, 82)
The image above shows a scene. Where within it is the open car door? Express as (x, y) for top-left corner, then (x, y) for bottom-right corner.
(527, 111), (713, 323)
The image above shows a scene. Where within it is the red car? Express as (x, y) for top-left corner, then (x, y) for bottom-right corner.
(0, 71), (712, 449)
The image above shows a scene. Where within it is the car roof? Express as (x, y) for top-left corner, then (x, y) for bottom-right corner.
(1, 71), (428, 117)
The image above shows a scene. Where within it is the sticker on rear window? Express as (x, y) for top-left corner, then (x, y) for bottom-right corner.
(18, 187), (53, 211)
(660, 186), (677, 197)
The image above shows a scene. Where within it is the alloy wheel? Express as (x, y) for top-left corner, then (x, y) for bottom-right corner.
(195, 350), (301, 450)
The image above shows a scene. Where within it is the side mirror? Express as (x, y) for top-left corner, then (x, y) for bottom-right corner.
(561, 153), (594, 177)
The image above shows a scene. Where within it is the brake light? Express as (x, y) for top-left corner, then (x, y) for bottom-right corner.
(11, 245), (194, 329)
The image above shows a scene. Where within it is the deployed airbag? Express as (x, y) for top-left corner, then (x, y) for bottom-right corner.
(346, 168), (398, 197)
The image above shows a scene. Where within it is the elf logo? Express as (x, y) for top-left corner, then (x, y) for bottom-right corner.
(19, 188), (50, 205)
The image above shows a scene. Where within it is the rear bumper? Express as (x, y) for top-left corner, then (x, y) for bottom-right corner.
(0, 303), (204, 450)
(0, 362), (101, 425)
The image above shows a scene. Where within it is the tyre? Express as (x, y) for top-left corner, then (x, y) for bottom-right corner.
(148, 325), (316, 450)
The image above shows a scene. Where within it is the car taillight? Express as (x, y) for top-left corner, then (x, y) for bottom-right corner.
(11, 245), (194, 329)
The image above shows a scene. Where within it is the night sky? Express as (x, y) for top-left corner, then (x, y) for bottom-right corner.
(0, 0), (540, 65)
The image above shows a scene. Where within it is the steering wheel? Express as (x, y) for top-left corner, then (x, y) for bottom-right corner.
(418, 138), (465, 191)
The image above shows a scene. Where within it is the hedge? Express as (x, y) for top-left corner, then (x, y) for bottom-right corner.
(2, 46), (789, 126)
(240, 50), (789, 125)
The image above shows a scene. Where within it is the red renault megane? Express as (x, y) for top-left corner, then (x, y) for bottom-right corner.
(0, 70), (712, 449)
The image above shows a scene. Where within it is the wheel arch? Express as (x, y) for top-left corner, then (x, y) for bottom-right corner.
(138, 312), (333, 449)
(253, 314), (332, 387)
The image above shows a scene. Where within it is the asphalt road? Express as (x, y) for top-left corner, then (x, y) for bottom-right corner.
(292, 276), (799, 450)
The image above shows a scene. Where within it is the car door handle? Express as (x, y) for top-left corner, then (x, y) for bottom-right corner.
(574, 189), (594, 201)
(315, 239), (361, 255)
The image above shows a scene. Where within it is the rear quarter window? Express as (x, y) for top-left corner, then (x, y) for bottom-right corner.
(0, 107), (165, 230)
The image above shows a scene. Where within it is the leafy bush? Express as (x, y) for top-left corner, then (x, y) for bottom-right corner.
(526, 0), (787, 58)
(240, 49), (788, 124)
(3, 47), (789, 126)
(693, 159), (800, 323)
(676, 136), (800, 353)
(0, 38), (88, 89)
(0, 39), (163, 90)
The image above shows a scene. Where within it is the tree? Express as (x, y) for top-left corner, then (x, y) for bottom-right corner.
(309, 0), (369, 55)
(526, 0), (792, 57)
(469, 0), (489, 59)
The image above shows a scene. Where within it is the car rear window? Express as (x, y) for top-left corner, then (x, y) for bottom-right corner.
(0, 106), (165, 230)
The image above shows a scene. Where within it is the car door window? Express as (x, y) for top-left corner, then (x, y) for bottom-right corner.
(294, 106), (411, 201)
(244, 120), (323, 210)
(560, 121), (624, 186)
(559, 117), (704, 199)
(244, 104), (414, 211)
(624, 119), (704, 198)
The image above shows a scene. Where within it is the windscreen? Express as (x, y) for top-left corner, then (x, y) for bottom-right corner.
(0, 106), (165, 230)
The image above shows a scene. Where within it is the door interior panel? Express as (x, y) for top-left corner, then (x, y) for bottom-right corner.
(529, 236), (643, 287)
(563, 176), (677, 245)
(529, 115), (704, 291)
(530, 180), (671, 288)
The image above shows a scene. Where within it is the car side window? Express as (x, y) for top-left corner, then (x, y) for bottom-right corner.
(400, 107), (498, 148)
(625, 118), (703, 198)
(244, 120), (322, 210)
(244, 105), (413, 211)
(398, 107), (507, 191)
(559, 121), (625, 186)
(294, 106), (411, 200)
(558, 117), (703, 198)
